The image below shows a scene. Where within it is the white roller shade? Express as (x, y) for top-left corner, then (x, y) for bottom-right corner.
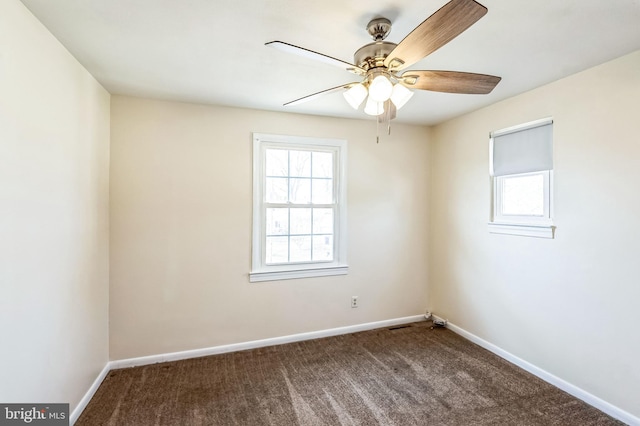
(490, 119), (553, 176)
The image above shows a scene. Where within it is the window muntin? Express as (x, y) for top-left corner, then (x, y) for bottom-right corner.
(251, 134), (347, 281)
(264, 148), (335, 265)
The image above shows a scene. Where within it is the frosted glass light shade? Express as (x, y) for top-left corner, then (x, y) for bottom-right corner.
(364, 96), (385, 116)
(390, 84), (414, 110)
(368, 75), (393, 102)
(342, 83), (367, 109)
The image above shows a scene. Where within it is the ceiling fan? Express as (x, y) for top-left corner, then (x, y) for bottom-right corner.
(266, 0), (501, 122)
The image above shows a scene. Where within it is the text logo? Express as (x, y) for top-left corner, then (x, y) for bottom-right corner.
(0, 404), (68, 425)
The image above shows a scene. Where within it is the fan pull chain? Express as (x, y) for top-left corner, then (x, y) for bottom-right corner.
(375, 114), (393, 143)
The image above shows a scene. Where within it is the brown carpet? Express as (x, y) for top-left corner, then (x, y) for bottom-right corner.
(77, 321), (623, 425)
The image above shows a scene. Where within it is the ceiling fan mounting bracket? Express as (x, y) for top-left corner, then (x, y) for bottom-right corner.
(366, 18), (392, 41)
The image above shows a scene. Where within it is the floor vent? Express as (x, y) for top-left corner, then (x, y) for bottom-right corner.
(388, 325), (412, 331)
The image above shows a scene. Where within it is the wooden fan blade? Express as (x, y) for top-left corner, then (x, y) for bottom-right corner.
(266, 41), (365, 75)
(400, 70), (501, 94)
(284, 83), (359, 107)
(384, 0), (487, 71)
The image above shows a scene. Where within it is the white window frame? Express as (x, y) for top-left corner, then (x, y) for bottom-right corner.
(488, 118), (555, 239)
(250, 133), (348, 282)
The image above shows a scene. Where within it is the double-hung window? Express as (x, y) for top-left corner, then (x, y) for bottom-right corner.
(489, 118), (555, 238)
(250, 133), (348, 282)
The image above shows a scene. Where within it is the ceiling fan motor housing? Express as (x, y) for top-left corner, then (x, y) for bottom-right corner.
(354, 41), (397, 71)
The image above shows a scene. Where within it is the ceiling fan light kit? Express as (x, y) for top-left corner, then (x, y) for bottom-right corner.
(368, 73), (394, 102)
(266, 0), (501, 130)
(364, 96), (385, 116)
(342, 66), (414, 117)
(343, 83), (367, 109)
(390, 83), (414, 109)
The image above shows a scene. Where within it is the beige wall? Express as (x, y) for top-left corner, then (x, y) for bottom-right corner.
(430, 50), (640, 417)
(109, 96), (431, 359)
(7, 0), (635, 417)
(0, 0), (110, 413)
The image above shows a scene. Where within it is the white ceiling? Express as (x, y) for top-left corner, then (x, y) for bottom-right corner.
(20, 0), (640, 126)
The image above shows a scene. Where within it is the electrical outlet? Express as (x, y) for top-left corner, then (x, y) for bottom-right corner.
(351, 296), (358, 308)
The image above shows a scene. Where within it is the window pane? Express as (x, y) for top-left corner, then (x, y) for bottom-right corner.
(290, 236), (311, 262)
(312, 179), (333, 204)
(289, 178), (311, 204)
(290, 208), (311, 235)
(266, 177), (288, 203)
(266, 208), (288, 236)
(265, 149), (288, 177)
(501, 174), (544, 216)
(266, 236), (288, 264)
(290, 150), (311, 177)
(312, 152), (333, 178)
(313, 208), (334, 234)
(313, 235), (333, 261)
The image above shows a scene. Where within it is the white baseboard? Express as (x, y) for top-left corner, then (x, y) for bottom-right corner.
(71, 314), (425, 423)
(444, 320), (639, 426)
(110, 314), (425, 369)
(70, 363), (111, 425)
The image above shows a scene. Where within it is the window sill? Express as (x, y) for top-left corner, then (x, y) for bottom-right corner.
(249, 265), (349, 282)
(488, 222), (555, 239)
